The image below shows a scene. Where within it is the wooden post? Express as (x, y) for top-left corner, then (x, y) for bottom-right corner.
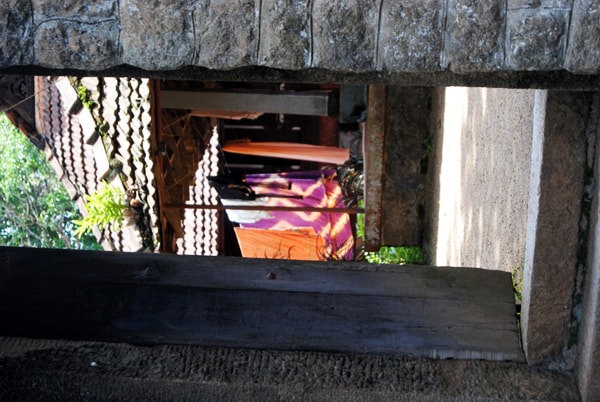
(364, 85), (386, 251)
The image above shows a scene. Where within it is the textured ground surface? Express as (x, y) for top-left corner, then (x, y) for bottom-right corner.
(0, 337), (580, 401)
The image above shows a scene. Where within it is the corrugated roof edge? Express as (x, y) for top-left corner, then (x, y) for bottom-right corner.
(34, 76), (159, 252)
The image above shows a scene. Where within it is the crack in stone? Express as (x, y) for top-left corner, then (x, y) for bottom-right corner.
(376, 0), (384, 70)
(191, 9), (198, 65)
(28, 0), (35, 63)
(256, 0), (262, 64)
(563, 0), (575, 68)
(33, 17), (118, 33)
(309, 0), (314, 67)
(440, 0), (450, 69)
(116, 0), (122, 60)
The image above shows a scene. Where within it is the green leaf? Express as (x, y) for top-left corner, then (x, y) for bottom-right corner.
(0, 113), (100, 250)
(74, 181), (126, 238)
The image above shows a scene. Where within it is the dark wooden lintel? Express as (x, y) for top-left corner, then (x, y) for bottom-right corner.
(0, 246), (523, 362)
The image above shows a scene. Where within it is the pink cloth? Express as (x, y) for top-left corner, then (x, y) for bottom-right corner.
(239, 170), (354, 260)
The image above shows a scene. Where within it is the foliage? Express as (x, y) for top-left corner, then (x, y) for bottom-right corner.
(511, 265), (523, 305)
(76, 83), (94, 110)
(364, 246), (425, 265)
(74, 182), (127, 238)
(0, 113), (100, 249)
(355, 200), (425, 265)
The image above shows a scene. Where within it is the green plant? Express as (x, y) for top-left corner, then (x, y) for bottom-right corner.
(0, 113), (100, 250)
(355, 199), (425, 265)
(511, 265), (523, 305)
(423, 134), (433, 154)
(74, 182), (127, 238)
(364, 246), (425, 265)
(76, 84), (94, 110)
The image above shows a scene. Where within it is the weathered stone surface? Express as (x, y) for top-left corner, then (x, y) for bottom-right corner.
(193, 0), (258, 69)
(443, 0), (505, 72)
(34, 20), (119, 70)
(566, 0), (600, 74)
(378, 0), (444, 72)
(312, 0), (379, 72)
(120, 0), (194, 70)
(0, 0), (34, 67)
(506, 8), (568, 70)
(32, 0), (117, 20)
(507, 0), (571, 9)
(31, 0), (120, 69)
(258, 0), (310, 69)
(522, 91), (590, 365)
(1, 0), (600, 79)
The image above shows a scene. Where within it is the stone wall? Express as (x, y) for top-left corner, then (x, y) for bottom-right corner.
(1, 0), (599, 79)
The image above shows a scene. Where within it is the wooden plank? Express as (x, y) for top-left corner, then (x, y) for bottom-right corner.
(0, 247), (515, 302)
(162, 202), (364, 214)
(364, 85), (386, 251)
(161, 89), (338, 117)
(188, 110), (263, 120)
(0, 247), (523, 362)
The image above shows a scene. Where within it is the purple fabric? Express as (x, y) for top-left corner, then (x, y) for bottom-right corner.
(240, 170), (354, 260)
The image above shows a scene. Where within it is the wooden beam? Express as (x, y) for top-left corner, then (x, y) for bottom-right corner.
(162, 203), (364, 214)
(0, 247), (523, 362)
(161, 89), (338, 117)
(380, 87), (432, 246)
(364, 85), (386, 251)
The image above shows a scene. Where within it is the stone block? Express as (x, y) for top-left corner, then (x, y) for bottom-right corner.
(565, 0), (600, 74)
(34, 20), (119, 70)
(506, 8), (568, 70)
(443, 0), (505, 72)
(32, 0), (117, 20)
(193, 0), (258, 69)
(0, 0), (34, 67)
(120, 0), (194, 70)
(258, 0), (311, 69)
(312, 0), (379, 72)
(378, 0), (444, 72)
(522, 91), (591, 365)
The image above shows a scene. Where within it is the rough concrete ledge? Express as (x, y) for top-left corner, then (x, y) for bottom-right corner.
(2, 0), (600, 74)
(1, 65), (599, 91)
(0, 338), (581, 401)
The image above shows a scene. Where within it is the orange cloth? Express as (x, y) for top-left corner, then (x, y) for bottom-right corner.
(234, 227), (326, 261)
(223, 141), (349, 165)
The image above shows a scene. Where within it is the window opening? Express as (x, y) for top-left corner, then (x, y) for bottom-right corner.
(159, 81), (366, 261)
